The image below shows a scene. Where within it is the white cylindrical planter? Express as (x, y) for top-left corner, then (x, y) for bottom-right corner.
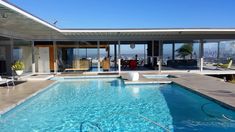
(15, 70), (23, 76)
(128, 72), (139, 81)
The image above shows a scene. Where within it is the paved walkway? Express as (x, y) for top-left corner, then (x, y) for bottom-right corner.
(0, 80), (55, 114)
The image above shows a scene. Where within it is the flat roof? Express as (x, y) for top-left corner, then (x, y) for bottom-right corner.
(60, 28), (235, 33)
(1, 0), (235, 41)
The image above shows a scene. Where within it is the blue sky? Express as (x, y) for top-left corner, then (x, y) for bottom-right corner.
(8, 0), (235, 28)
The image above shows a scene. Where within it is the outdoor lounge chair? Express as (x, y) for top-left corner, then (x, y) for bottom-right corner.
(0, 76), (15, 88)
(216, 59), (233, 69)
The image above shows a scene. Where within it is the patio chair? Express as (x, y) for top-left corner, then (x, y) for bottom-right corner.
(0, 76), (15, 88)
(129, 60), (137, 70)
(102, 58), (110, 71)
(121, 59), (129, 69)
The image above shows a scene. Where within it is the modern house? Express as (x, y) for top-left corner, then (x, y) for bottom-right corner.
(0, 0), (235, 76)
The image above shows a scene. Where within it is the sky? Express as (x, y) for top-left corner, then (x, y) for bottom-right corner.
(7, 0), (235, 28)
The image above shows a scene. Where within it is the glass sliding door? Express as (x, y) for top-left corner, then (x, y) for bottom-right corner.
(57, 41), (79, 72)
(78, 41), (98, 72)
(162, 40), (199, 71)
(13, 40), (32, 74)
(57, 41), (98, 72)
(120, 42), (148, 71)
(203, 40), (235, 70)
(0, 38), (32, 75)
(162, 43), (173, 70)
(219, 40), (235, 66)
(107, 43), (118, 71)
(0, 41), (8, 75)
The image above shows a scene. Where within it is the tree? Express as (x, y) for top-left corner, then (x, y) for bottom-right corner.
(176, 43), (193, 60)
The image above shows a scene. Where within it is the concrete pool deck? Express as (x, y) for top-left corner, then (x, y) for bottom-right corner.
(171, 73), (235, 110)
(0, 72), (235, 115)
(0, 80), (55, 115)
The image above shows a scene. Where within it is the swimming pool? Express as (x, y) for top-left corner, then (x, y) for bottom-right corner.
(0, 78), (235, 131)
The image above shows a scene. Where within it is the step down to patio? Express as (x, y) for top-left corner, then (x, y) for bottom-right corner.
(98, 72), (119, 75)
(124, 80), (172, 85)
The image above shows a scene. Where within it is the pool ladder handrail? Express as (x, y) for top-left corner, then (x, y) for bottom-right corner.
(95, 111), (171, 132)
(80, 121), (102, 132)
(138, 114), (171, 132)
(201, 103), (235, 122)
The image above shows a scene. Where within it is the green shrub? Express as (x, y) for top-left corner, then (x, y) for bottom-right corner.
(176, 43), (193, 60)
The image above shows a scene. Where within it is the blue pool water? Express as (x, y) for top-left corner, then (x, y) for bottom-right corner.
(0, 78), (235, 132)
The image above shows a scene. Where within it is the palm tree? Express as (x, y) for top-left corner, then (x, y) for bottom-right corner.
(176, 43), (193, 60)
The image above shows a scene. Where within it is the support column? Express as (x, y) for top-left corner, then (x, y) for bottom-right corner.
(114, 43), (117, 70)
(172, 42), (175, 60)
(8, 38), (14, 75)
(152, 40), (154, 67)
(10, 38), (13, 60)
(97, 41), (100, 72)
(118, 40), (121, 73)
(118, 40), (121, 58)
(199, 39), (204, 72)
(53, 41), (57, 74)
(32, 41), (36, 74)
(144, 44), (146, 64)
(217, 41), (220, 61)
(158, 40), (163, 72)
(76, 41), (79, 59)
(107, 42), (110, 58)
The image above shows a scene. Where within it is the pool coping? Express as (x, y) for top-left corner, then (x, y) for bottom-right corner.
(125, 80), (235, 111)
(122, 72), (235, 111)
(1, 73), (235, 116)
(51, 75), (121, 80)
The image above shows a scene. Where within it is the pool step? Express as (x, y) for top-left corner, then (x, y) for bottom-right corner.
(124, 80), (172, 85)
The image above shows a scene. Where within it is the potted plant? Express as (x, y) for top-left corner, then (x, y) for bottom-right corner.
(12, 61), (25, 76)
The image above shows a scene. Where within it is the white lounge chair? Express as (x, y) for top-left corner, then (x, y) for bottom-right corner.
(0, 76), (15, 88)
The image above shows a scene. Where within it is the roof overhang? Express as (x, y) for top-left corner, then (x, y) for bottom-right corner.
(1, 0), (235, 41)
(0, 0), (64, 40)
(60, 28), (235, 41)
